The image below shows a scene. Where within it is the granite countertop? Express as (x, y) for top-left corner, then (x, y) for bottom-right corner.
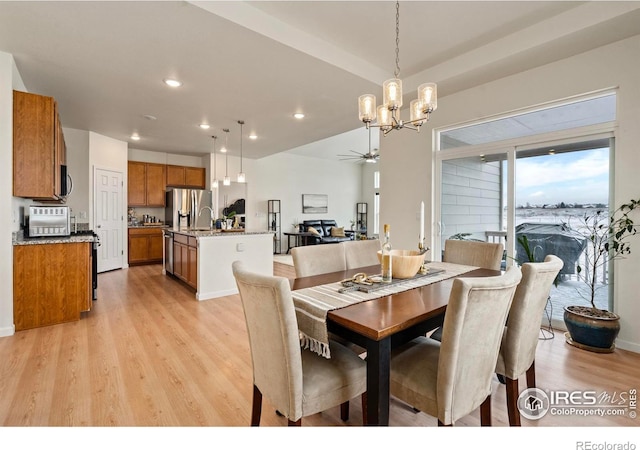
(128, 223), (168, 228)
(171, 228), (274, 238)
(13, 233), (98, 246)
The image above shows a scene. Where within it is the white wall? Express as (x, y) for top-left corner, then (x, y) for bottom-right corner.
(64, 128), (91, 226)
(249, 152), (362, 238)
(0, 51), (21, 336)
(381, 34), (640, 352)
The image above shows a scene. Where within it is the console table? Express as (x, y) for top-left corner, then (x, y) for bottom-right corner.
(283, 231), (316, 254)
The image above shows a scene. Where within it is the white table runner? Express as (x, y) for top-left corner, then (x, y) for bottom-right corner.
(291, 261), (479, 358)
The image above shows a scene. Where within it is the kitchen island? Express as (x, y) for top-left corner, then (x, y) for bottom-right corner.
(163, 229), (274, 300)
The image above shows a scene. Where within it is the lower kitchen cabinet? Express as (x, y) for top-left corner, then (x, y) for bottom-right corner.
(173, 233), (197, 288)
(128, 227), (164, 265)
(13, 242), (92, 331)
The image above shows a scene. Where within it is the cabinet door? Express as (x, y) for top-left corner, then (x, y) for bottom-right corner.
(185, 167), (206, 189)
(148, 233), (164, 261)
(166, 165), (185, 187)
(187, 245), (198, 288)
(128, 161), (147, 206)
(13, 90), (56, 199)
(13, 243), (89, 331)
(128, 234), (149, 264)
(173, 242), (183, 278)
(145, 163), (166, 207)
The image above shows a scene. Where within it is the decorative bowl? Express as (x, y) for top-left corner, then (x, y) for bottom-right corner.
(377, 249), (425, 279)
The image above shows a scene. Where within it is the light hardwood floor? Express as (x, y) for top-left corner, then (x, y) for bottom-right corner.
(1, 262), (639, 427)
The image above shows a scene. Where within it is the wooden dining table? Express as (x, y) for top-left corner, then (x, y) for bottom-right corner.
(291, 264), (501, 426)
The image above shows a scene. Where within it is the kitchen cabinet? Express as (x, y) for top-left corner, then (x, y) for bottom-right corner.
(172, 233), (197, 288)
(128, 227), (164, 265)
(166, 164), (206, 189)
(127, 161), (166, 207)
(13, 242), (91, 331)
(13, 90), (67, 200)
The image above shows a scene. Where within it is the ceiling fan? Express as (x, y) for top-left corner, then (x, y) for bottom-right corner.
(337, 128), (379, 163)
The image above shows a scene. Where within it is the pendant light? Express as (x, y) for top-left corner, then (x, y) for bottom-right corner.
(237, 120), (246, 183)
(223, 128), (231, 186)
(211, 135), (219, 189)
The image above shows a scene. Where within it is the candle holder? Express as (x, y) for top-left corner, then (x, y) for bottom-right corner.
(418, 239), (429, 274)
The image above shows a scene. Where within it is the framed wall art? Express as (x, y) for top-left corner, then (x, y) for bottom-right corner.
(302, 194), (328, 214)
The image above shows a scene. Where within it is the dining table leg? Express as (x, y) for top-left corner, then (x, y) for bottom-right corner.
(365, 336), (391, 426)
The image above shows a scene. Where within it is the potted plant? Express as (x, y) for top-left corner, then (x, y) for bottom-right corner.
(564, 198), (640, 352)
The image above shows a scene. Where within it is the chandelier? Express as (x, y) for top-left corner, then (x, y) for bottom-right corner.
(358, 0), (437, 136)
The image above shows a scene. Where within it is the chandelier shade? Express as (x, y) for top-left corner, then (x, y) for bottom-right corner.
(357, 1), (437, 136)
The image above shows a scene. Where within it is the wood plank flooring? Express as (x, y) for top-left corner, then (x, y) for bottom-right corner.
(1, 262), (639, 428)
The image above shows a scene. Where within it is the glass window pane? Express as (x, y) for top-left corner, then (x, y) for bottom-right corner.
(441, 94), (616, 150)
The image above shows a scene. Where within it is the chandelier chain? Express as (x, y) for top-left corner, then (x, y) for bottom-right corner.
(394, 0), (400, 79)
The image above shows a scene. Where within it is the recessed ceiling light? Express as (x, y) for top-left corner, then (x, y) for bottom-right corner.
(249, 134), (257, 140)
(293, 113), (305, 119)
(163, 78), (182, 88)
(199, 124), (211, 130)
(131, 134), (141, 141)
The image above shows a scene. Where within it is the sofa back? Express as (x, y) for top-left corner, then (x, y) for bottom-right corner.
(302, 219), (338, 237)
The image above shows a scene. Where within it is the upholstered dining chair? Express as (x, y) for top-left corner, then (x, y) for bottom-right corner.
(343, 239), (381, 270)
(496, 254), (563, 426)
(390, 266), (522, 426)
(232, 261), (367, 426)
(291, 244), (346, 278)
(291, 243), (365, 354)
(443, 239), (504, 270)
(430, 239), (506, 342)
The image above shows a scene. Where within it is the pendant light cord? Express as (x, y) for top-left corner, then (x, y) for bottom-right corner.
(394, 0), (400, 79)
(238, 120), (244, 172)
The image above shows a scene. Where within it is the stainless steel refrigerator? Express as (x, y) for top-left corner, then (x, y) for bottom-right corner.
(165, 188), (214, 229)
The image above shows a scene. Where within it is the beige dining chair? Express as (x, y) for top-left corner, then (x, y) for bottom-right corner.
(390, 265), (522, 426)
(291, 243), (365, 354)
(232, 261), (367, 426)
(430, 239), (506, 342)
(291, 244), (346, 278)
(343, 239), (381, 270)
(496, 254), (563, 426)
(443, 239), (504, 270)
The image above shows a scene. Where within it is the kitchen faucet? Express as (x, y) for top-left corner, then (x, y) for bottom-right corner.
(198, 206), (215, 230)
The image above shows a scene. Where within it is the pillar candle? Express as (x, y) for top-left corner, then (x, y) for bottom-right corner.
(419, 201), (425, 244)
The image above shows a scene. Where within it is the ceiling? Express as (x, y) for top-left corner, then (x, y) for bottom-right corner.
(1, 1), (639, 161)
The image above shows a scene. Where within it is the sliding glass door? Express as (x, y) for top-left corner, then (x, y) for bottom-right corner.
(434, 92), (616, 326)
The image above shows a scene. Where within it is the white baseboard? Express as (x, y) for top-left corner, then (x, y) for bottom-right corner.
(196, 287), (238, 301)
(0, 324), (16, 337)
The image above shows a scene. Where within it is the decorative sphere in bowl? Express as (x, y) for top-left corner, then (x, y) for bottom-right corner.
(377, 249), (425, 279)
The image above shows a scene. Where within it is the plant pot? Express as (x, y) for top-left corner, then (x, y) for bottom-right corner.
(563, 305), (620, 353)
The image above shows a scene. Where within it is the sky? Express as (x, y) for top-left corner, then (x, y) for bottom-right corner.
(514, 148), (609, 206)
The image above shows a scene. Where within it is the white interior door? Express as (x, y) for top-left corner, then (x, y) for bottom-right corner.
(95, 168), (123, 273)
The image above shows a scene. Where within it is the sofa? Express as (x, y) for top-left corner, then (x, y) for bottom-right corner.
(301, 220), (355, 244)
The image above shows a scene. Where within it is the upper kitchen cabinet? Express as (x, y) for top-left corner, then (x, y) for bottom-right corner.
(13, 90), (67, 200)
(166, 165), (206, 189)
(127, 161), (166, 207)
